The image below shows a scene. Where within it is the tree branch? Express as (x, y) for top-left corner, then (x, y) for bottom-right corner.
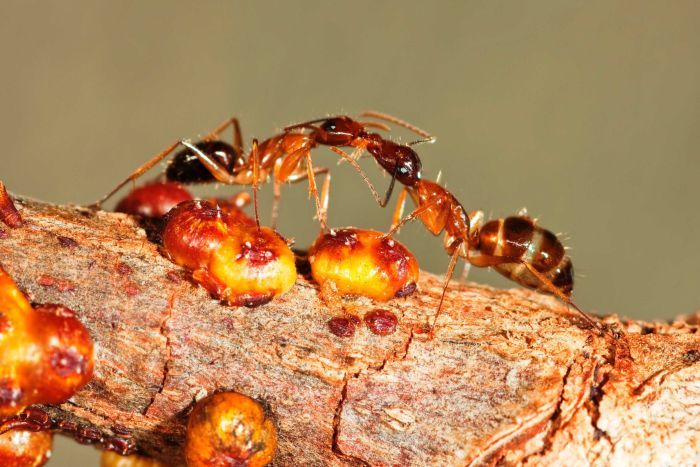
(0, 197), (698, 466)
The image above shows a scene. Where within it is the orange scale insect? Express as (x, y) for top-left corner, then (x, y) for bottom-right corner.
(100, 450), (166, 467)
(308, 228), (419, 302)
(0, 429), (53, 467)
(0, 267), (94, 420)
(161, 200), (296, 307)
(185, 392), (277, 467)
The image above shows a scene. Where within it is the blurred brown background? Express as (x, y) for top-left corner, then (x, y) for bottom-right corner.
(1, 1), (698, 464)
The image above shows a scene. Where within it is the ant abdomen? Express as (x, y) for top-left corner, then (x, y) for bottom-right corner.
(166, 140), (244, 184)
(478, 216), (574, 295)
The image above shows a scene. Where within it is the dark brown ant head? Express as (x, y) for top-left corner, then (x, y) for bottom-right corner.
(312, 117), (368, 146)
(166, 140), (245, 184)
(366, 138), (422, 187)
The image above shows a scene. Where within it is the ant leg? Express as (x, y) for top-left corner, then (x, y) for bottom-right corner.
(319, 170), (331, 232)
(380, 165), (400, 208)
(519, 262), (602, 333)
(304, 152), (326, 230)
(357, 121), (392, 132)
(384, 197), (441, 238)
(203, 116), (244, 154)
(466, 252), (603, 334)
(328, 146), (384, 206)
(360, 111), (433, 139)
(429, 248), (461, 339)
(284, 117), (335, 132)
(390, 188), (408, 230)
(270, 177), (282, 229)
(251, 139), (261, 229)
(275, 165), (330, 230)
(89, 140), (183, 209)
(459, 262), (472, 284)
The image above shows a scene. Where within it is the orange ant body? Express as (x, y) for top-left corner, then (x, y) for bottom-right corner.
(388, 179), (599, 334)
(92, 115), (394, 230)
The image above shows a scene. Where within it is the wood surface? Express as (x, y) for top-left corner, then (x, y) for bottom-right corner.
(0, 197), (698, 466)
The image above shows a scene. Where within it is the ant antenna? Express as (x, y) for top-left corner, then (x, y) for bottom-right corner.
(360, 111), (433, 139)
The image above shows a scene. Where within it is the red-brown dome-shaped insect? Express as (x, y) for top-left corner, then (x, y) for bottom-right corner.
(309, 228), (419, 302)
(115, 181), (194, 218)
(0, 266), (94, 419)
(100, 450), (165, 467)
(387, 179), (601, 335)
(0, 429), (52, 467)
(161, 200), (296, 307)
(185, 392), (277, 467)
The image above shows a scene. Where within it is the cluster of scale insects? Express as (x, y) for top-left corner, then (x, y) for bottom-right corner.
(0, 112), (604, 466)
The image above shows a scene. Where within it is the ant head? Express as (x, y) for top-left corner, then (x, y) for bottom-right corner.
(367, 139), (422, 186)
(313, 117), (366, 145)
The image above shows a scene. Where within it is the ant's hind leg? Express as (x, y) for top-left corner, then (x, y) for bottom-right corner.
(88, 140), (183, 209)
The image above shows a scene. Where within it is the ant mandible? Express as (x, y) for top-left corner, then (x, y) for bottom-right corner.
(386, 178), (602, 336)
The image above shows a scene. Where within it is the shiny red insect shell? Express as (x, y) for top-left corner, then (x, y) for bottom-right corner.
(161, 200), (228, 270)
(0, 267), (94, 420)
(115, 181), (193, 218)
(0, 430), (52, 467)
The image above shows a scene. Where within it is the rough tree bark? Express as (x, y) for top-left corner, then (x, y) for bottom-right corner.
(0, 197), (698, 466)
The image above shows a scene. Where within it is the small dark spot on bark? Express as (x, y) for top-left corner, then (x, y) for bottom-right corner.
(364, 309), (398, 336)
(395, 281), (416, 298)
(57, 420), (79, 432)
(57, 236), (78, 248)
(328, 317), (356, 337)
(116, 262), (133, 276)
(37, 274), (56, 287)
(75, 426), (103, 444)
(683, 349), (700, 364)
(125, 283), (140, 297)
(641, 326), (654, 335)
(166, 270), (184, 282)
(103, 436), (137, 455)
(111, 424), (131, 436)
(0, 229), (7, 239)
(238, 294), (274, 308)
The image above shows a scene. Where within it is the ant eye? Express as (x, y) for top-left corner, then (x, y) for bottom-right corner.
(321, 120), (337, 132)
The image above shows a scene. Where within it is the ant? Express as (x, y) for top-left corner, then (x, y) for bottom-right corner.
(385, 178), (603, 336)
(91, 113), (416, 231)
(284, 111), (434, 209)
